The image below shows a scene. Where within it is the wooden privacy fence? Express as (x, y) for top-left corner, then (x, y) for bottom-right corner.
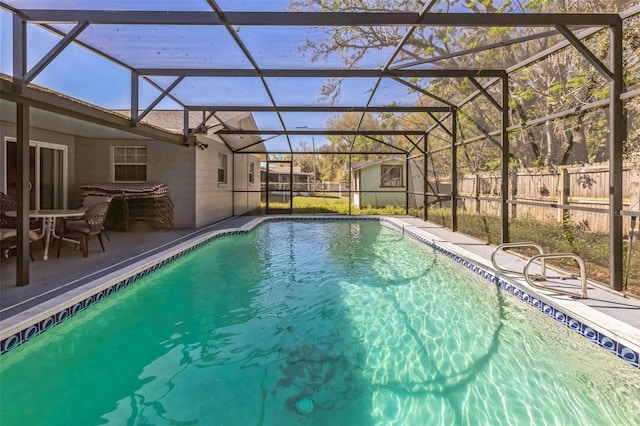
(456, 162), (640, 235)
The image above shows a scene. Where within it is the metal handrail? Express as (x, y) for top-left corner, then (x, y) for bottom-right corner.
(491, 242), (546, 277)
(524, 253), (588, 299)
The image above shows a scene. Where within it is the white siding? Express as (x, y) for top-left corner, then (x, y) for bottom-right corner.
(152, 141), (196, 228)
(75, 137), (196, 228)
(194, 134), (233, 227)
(233, 152), (262, 215)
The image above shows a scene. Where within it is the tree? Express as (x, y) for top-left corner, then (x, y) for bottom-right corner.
(288, 0), (640, 171)
(311, 112), (412, 181)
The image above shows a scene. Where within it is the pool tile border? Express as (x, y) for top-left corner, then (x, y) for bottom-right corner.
(1, 216), (638, 369)
(0, 228), (249, 355)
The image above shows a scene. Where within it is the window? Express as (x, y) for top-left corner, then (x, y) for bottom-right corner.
(381, 165), (403, 187)
(249, 162), (255, 184)
(218, 153), (228, 184)
(113, 146), (147, 182)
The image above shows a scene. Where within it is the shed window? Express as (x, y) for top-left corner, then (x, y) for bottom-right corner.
(381, 165), (403, 187)
(113, 146), (147, 182)
(218, 153), (228, 183)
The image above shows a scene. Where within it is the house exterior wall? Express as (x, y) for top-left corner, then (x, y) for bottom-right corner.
(233, 152), (261, 215)
(193, 134), (233, 227)
(352, 160), (406, 208)
(152, 140), (197, 228)
(193, 135), (262, 226)
(73, 137), (111, 205)
(2, 116), (256, 229)
(77, 135), (258, 228)
(1, 121), (76, 209)
(260, 169), (311, 193)
(75, 137), (196, 228)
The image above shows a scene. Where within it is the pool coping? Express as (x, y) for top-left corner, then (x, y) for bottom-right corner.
(1, 215), (638, 369)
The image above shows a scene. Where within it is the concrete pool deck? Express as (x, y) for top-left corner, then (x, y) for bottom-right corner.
(1, 214), (639, 357)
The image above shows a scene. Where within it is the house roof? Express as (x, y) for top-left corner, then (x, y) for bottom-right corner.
(351, 157), (405, 172)
(261, 166), (312, 176)
(115, 109), (266, 152)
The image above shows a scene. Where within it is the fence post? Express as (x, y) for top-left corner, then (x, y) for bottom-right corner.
(474, 173), (481, 213)
(558, 168), (570, 223)
(510, 167), (518, 220)
(630, 174), (640, 225)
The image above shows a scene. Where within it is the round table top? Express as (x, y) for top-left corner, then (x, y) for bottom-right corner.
(5, 209), (85, 218)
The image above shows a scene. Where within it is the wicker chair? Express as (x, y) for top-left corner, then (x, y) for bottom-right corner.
(0, 192), (18, 228)
(56, 201), (111, 258)
(79, 195), (113, 242)
(0, 193), (40, 259)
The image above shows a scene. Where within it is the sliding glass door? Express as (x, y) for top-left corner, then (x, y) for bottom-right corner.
(4, 139), (68, 210)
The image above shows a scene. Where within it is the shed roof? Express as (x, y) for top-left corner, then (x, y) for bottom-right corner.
(351, 157), (405, 171)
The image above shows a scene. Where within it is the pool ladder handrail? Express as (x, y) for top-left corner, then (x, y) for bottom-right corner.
(491, 242), (546, 277)
(491, 243), (588, 299)
(524, 253), (588, 299)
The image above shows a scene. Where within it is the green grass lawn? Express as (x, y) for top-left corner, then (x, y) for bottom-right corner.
(250, 195), (417, 216)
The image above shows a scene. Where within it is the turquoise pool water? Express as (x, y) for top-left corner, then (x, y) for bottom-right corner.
(1, 221), (639, 425)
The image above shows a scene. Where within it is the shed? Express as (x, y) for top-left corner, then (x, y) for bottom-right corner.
(350, 157), (405, 208)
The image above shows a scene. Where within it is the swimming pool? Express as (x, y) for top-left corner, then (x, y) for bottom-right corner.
(1, 220), (639, 424)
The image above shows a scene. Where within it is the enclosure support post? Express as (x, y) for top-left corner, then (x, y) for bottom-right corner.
(501, 75), (510, 244)
(183, 109), (190, 143)
(289, 154), (294, 213)
(130, 71), (139, 127)
(451, 108), (458, 232)
(609, 20), (624, 291)
(231, 152), (235, 217)
(16, 102), (30, 286)
(405, 153), (410, 215)
(12, 15), (25, 94)
(423, 132), (429, 221)
(265, 159), (270, 212)
(348, 153), (352, 216)
(13, 16), (30, 286)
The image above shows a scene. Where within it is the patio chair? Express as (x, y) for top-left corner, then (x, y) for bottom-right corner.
(79, 195), (113, 242)
(1, 192), (18, 228)
(0, 228), (39, 260)
(56, 201), (111, 258)
(0, 192), (40, 259)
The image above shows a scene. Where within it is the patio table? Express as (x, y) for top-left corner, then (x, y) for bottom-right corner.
(5, 210), (85, 260)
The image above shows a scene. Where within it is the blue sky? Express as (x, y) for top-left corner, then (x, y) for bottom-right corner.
(0, 4), (342, 134)
(0, 1), (427, 147)
(0, 8), (181, 110)
(0, 6), (338, 148)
